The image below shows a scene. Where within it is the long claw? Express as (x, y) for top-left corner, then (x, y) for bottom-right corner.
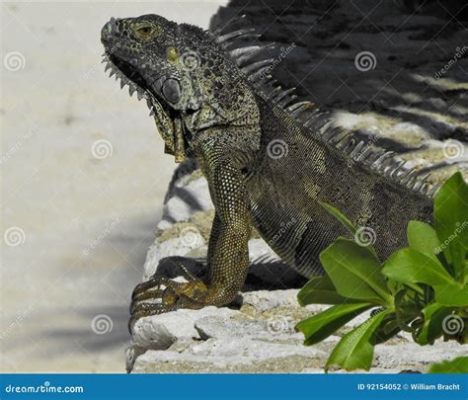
(128, 261), (210, 333)
(128, 303), (176, 333)
(130, 297), (162, 315)
(131, 279), (159, 300)
(132, 288), (165, 303)
(131, 276), (171, 300)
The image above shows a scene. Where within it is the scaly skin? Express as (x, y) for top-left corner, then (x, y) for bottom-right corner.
(100, 14), (433, 330)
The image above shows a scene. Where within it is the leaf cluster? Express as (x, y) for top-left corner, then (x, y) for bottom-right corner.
(297, 173), (468, 371)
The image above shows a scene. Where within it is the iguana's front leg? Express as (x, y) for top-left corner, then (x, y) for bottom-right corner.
(201, 145), (252, 303)
(130, 133), (252, 328)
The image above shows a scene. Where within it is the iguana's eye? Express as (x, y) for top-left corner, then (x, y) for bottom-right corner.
(134, 24), (156, 41)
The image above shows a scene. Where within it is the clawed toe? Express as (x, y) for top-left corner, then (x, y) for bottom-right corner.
(128, 302), (176, 333)
(130, 276), (179, 314)
(131, 276), (173, 300)
(128, 274), (209, 333)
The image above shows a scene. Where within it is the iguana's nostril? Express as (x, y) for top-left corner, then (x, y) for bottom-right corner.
(101, 17), (120, 42)
(101, 17), (130, 45)
(101, 23), (112, 42)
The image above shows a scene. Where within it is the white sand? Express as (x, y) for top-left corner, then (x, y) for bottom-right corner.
(1, 0), (226, 372)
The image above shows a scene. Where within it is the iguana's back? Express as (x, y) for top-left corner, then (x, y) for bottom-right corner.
(247, 96), (433, 277)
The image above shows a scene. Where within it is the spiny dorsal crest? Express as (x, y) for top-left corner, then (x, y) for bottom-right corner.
(212, 15), (467, 198)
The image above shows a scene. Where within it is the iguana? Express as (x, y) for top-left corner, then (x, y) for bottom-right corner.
(100, 14), (464, 328)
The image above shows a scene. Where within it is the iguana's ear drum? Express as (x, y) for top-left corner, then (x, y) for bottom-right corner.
(161, 78), (181, 104)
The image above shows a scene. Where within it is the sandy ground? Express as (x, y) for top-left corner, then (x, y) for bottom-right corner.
(0, 0), (227, 372)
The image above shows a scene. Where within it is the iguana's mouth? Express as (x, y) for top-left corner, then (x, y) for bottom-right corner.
(108, 54), (150, 94)
(102, 52), (174, 119)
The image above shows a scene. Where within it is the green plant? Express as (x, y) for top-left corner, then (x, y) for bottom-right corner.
(428, 356), (468, 373)
(296, 172), (468, 371)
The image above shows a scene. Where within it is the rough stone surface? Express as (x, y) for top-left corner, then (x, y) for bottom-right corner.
(128, 286), (467, 373)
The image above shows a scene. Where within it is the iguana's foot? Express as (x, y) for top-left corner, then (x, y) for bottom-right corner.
(129, 273), (210, 332)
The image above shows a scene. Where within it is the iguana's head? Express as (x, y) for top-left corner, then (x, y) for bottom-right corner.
(101, 14), (258, 161)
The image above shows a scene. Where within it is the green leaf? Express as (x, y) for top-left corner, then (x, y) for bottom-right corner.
(373, 312), (400, 344)
(434, 287), (468, 308)
(325, 309), (391, 371)
(320, 239), (392, 305)
(428, 356), (468, 373)
(382, 248), (468, 306)
(296, 303), (372, 346)
(407, 220), (441, 262)
(415, 303), (453, 345)
(298, 275), (352, 306)
(434, 172), (468, 280)
(319, 201), (356, 234)
(394, 289), (427, 332)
